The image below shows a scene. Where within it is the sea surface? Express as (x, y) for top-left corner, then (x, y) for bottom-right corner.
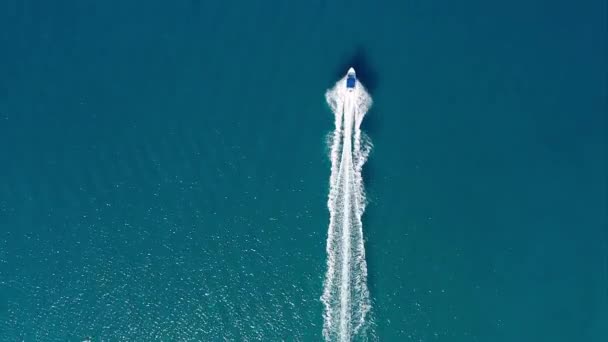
(0, 0), (606, 341)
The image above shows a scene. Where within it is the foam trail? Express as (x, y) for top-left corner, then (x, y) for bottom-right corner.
(322, 73), (372, 341)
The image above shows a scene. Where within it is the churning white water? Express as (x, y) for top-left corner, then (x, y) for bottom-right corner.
(322, 72), (373, 341)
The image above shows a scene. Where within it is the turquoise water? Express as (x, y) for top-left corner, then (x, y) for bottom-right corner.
(0, 0), (606, 340)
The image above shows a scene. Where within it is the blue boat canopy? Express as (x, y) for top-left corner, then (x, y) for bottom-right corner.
(346, 75), (356, 89)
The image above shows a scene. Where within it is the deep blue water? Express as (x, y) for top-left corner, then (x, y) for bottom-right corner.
(0, 0), (606, 340)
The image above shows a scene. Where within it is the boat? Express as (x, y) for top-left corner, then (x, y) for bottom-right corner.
(346, 67), (356, 91)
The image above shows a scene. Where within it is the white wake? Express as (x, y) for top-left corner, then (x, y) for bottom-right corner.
(322, 74), (373, 341)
